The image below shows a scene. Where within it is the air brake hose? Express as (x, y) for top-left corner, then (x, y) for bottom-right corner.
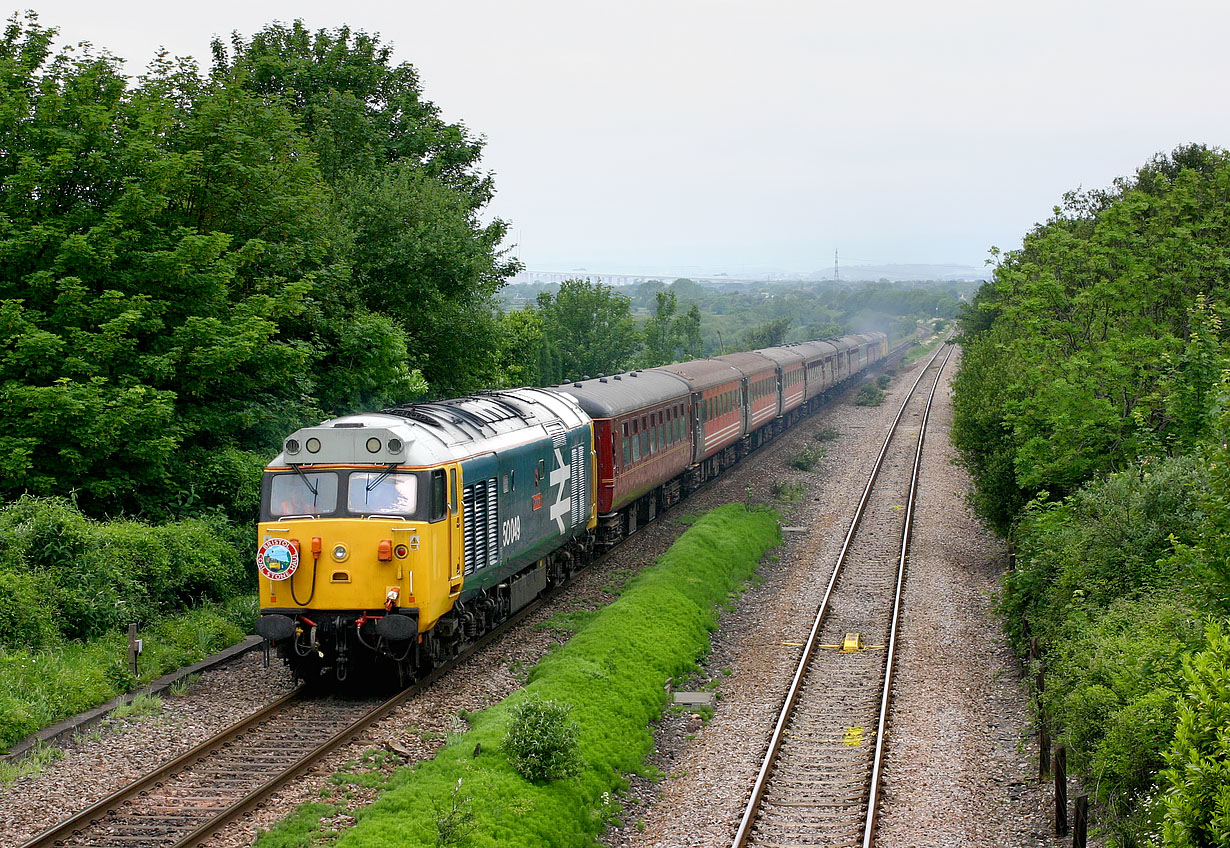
(291, 553), (319, 606)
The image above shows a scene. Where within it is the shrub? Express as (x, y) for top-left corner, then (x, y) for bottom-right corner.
(855, 384), (884, 406)
(0, 497), (251, 647)
(0, 569), (60, 649)
(813, 426), (839, 442)
(770, 480), (806, 503)
(876, 374), (890, 390)
(1160, 623), (1230, 848)
(504, 698), (582, 782)
(788, 446), (824, 471)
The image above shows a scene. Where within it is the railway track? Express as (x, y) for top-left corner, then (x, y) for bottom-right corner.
(732, 339), (955, 848)
(16, 602), (539, 848)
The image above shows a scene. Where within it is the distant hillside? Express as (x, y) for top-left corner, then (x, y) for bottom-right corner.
(815, 263), (987, 282)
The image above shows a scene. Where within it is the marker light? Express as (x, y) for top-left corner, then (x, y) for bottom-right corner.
(332, 544), (348, 561)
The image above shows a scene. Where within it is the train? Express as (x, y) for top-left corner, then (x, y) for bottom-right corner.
(254, 332), (889, 684)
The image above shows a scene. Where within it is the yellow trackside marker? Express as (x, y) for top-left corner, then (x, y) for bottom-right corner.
(844, 726), (864, 746)
(841, 632), (864, 652)
(892, 504), (903, 510)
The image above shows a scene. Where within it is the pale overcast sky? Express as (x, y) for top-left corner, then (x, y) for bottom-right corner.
(15, 0), (1230, 276)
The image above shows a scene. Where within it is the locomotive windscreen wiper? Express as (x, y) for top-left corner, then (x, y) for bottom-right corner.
(366, 463), (400, 491)
(290, 463), (319, 497)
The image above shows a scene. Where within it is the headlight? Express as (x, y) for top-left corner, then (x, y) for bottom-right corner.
(306, 437), (321, 453)
(366, 437), (382, 453)
(332, 544), (348, 561)
(285, 438), (300, 454)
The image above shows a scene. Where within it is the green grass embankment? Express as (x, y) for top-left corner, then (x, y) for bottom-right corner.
(0, 496), (256, 750)
(0, 599), (257, 750)
(254, 502), (781, 848)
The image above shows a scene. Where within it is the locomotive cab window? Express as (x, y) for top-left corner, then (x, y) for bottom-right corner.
(270, 472), (339, 517)
(348, 471), (417, 517)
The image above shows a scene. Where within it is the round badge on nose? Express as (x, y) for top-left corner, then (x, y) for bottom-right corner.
(257, 538), (300, 581)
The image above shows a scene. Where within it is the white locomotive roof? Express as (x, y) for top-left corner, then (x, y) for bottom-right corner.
(268, 388), (588, 469)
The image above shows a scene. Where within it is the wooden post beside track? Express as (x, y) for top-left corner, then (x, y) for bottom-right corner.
(1073, 794), (1088, 848)
(127, 623), (140, 678)
(1054, 745), (1068, 836)
(1031, 636), (1049, 778)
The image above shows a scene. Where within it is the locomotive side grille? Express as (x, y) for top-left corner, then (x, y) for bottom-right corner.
(462, 477), (499, 574)
(546, 420), (567, 449)
(463, 483), (477, 575)
(570, 444), (586, 527)
(486, 479), (499, 568)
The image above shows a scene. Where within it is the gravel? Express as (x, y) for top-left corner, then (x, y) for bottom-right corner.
(0, 343), (1084, 848)
(602, 347), (1088, 848)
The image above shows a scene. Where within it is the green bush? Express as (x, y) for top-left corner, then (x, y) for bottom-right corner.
(876, 374), (890, 390)
(787, 446), (824, 471)
(0, 497), (251, 646)
(1160, 623), (1230, 847)
(855, 383), (884, 406)
(504, 698), (582, 782)
(0, 569), (60, 649)
(1003, 456), (1208, 647)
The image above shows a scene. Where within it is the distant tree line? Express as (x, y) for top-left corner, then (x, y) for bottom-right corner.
(496, 277), (958, 386)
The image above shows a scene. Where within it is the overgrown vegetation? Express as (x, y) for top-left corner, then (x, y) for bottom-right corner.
(854, 383), (885, 406)
(952, 144), (1230, 845)
(787, 446), (825, 471)
(0, 601), (250, 747)
(0, 497), (249, 647)
(253, 503), (780, 847)
(813, 426), (840, 442)
(770, 480), (807, 503)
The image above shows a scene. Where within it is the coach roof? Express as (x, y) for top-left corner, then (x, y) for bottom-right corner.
(551, 370), (691, 419)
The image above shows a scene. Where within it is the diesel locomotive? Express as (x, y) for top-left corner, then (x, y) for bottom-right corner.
(255, 332), (888, 683)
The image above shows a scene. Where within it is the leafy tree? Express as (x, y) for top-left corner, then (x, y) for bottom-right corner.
(954, 144), (1230, 524)
(495, 308), (550, 388)
(0, 16), (333, 517)
(743, 317), (791, 349)
(641, 291), (703, 367)
(0, 14), (512, 519)
(535, 279), (641, 382)
(211, 21), (519, 396)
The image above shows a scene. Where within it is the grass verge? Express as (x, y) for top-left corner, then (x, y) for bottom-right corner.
(253, 503), (781, 848)
(0, 596), (257, 750)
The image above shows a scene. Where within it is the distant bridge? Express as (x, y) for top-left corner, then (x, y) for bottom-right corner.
(511, 270), (766, 286)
